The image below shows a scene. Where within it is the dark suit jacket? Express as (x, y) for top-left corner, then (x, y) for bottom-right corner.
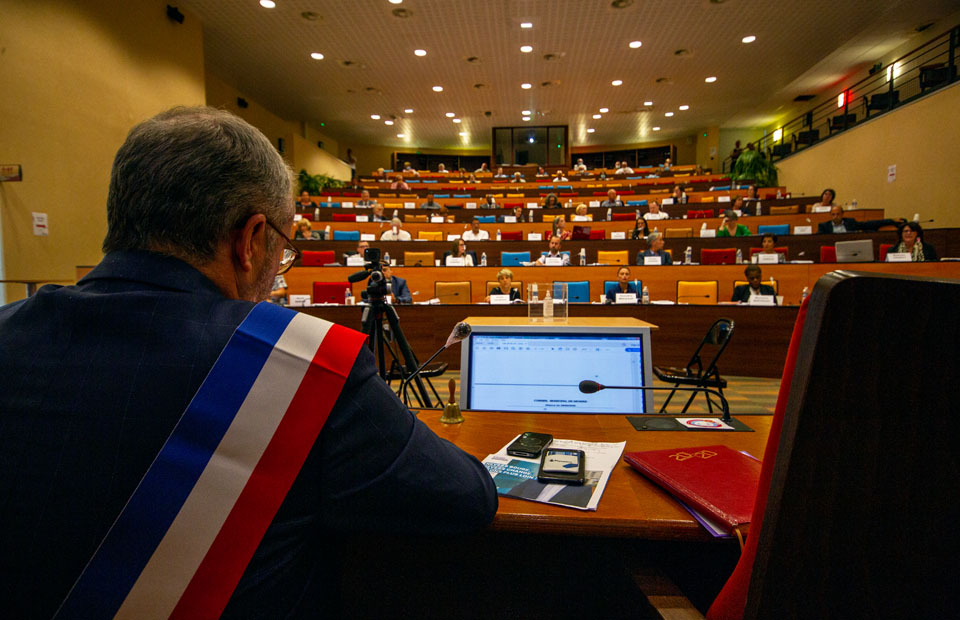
(636, 249), (673, 265)
(818, 217), (895, 234)
(732, 283), (777, 303)
(0, 250), (495, 619)
(389, 274), (413, 303)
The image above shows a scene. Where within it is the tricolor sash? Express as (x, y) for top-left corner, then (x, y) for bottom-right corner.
(56, 302), (366, 619)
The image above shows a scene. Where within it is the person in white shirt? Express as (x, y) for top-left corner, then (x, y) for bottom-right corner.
(573, 158), (587, 173)
(511, 172), (525, 183)
(615, 163), (634, 174)
(643, 201), (670, 220)
(474, 163), (489, 174)
(662, 158), (672, 170)
(436, 163), (449, 174)
(493, 167), (508, 179)
(461, 217), (489, 241)
(380, 217), (412, 241)
(552, 172), (568, 182)
(535, 236), (570, 266)
(402, 161), (420, 177)
(535, 166), (549, 178)
(446, 239), (475, 266)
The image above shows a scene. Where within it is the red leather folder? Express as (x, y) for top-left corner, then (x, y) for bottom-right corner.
(623, 444), (760, 531)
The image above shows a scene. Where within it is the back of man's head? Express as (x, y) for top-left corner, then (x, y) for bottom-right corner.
(103, 106), (292, 264)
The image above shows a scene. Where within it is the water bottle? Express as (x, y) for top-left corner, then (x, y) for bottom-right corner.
(528, 209), (534, 222)
(383, 251), (390, 265)
(736, 248), (743, 264)
(567, 198), (573, 208)
(776, 189), (782, 199)
(756, 201), (762, 217)
(314, 206), (320, 221)
(496, 229), (501, 241)
(801, 286), (809, 302)
(480, 252), (487, 266)
(641, 286), (650, 305)
(682, 191), (688, 204)
(635, 209), (640, 219)
(579, 248), (586, 266)
(344, 288), (352, 304)
(543, 289), (554, 319)
(684, 246), (692, 265)
(324, 225), (331, 240)
(851, 198), (858, 209)
(392, 209), (399, 218)
(531, 283), (538, 302)
(606, 207), (612, 221)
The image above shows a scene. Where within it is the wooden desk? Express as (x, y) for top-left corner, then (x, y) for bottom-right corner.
(462, 315), (657, 330)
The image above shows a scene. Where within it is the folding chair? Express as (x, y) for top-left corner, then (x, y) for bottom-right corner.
(653, 318), (733, 413)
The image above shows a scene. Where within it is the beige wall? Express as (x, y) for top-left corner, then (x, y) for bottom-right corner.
(695, 126), (720, 171)
(0, 0), (206, 303)
(777, 82), (960, 226)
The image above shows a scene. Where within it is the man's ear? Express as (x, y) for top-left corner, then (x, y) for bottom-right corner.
(233, 213), (267, 273)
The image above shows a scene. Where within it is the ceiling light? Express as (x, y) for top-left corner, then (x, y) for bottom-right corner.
(653, 126), (661, 131)
(404, 108), (414, 113)
(520, 45), (533, 53)
(432, 85), (443, 92)
(414, 49), (427, 57)
(742, 35), (756, 43)
(679, 105), (689, 110)
(521, 83), (532, 89)
(259, 0), (276, 8)
(310, 52), (324, 60)
(396, 133), (405, 138)
(664, 112), (674, 117)
(628, 40), (642, 49)
(521, 110), (531, 115)
(599, 107), (609, 113)
(586, 128), (595, 133)
(773, 128), (783, 142)
(522, 116), (531, 121)
(705, 76), (717, 83)
(370, 114), (380, 120)
(384, 120), (394, 125)
(528, 137), (535, 144)
(459, 132), (467, 136)
(452, 118), (461, 123)
(389, 0), (403, 4)
(592, 114), (602, 119)
(611, 79), (623, 86)
(445, 112), (455, 117)
(644, 101), (653, 106)
(521, 22), (533, 28)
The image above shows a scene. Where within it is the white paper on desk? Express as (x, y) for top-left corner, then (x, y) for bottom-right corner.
(466, 202), (477, 209)
(342, 201), (354, 209)
(611, 231), (626, 240)
(675, 417), (735, 430)
(346, 255), (365, 267)
(527, 202), (539, 209)
(446, 234), (462, 241)
(589, 200), (601, 208)
(404, 202), (416, 209)
(886, 252), (911, 262)
(811, 206), (831, 213)
(490, 294), (510, 305)
(430, 216), (445, 223)
(793, 225), (812, 235)
(756, 253), (779, 264)
(355, 215), (369, 222)
(699, 228), (716, 238)
(482, 435), (626, 511)
(360, 233), (376, 241)
(528, 233), (543, 241)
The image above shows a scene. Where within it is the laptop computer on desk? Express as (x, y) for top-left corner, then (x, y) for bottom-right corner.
(835, 239), (874, 263)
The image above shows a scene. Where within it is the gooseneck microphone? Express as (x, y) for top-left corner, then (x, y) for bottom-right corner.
(398, 322), (472, 406)
(578, 380), (732, 423)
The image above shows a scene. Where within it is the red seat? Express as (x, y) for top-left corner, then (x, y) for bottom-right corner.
(332, 213), (356, 222)
(312, 281), (351, 304)
(500, 230), (523, 241)
(700, 248), (737, 265)
(879, 243), (894, 262)
(820, 246), (837, 263)
(504, 202), (523, 208)
(593, 191), (609, 196)
(559, 192), (578, 197)
(301, 250), (336, 266)
(342, 192), (362, 197)
(442, 186), (458, 191)
(611, 213), (635, 221)
(589, 229), (605, 240)
(618, 190), (635, 195)
(690, 209), (714, 219)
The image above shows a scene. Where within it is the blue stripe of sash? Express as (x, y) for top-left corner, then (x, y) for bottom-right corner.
(56, 303), (295, 619)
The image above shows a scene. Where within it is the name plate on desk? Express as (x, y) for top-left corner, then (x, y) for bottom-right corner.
(662, 198), (674, 205)
(503, 216), (517, 223)
(572, 215), (589, 222)
(446, 256), (466, 266)
(355, 215), (369, 222)
(811, 205), (831, 213)
(342, 201), (354, 209)
(489, 294), (510, 305)
(527, 202), (539, 209)
(360, 233), (376, 241)
(446, 234), (461, 241)
(346, 255), (365, 267)
(466, 202), (477, 209)
(293, 214), (302, 222)
(288, 294), (311, 307)
(643, 256), (662, 265)
(886, 252), (911, 262)
(748, 294), (775, 306)
(611, 231), (626, 240)
(404, 202), (416, 209)
(544, 256), (563, 266)
(616, 293), (638, 304)
(718, 196), (731, 203)
(528, 233), (543, 241)
(700, 228), (716, 238)
(430, 216), (445, 223)
(756, 253), (779, 264)
(793, 225), (812, 235)
(589, 200), (601, 207)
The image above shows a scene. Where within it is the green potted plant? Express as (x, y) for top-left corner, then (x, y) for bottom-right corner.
(730, 149), (779, 188)
(297, 169), (346, 195)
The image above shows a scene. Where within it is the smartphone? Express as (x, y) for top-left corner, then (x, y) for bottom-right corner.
(537, 448), (586, 485)
(505, 432), (553, 458)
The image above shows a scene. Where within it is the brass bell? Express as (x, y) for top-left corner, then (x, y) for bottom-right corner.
(440, 378), (464, 424)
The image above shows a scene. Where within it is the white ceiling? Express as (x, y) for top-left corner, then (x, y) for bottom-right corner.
(180, 0), (958, 149)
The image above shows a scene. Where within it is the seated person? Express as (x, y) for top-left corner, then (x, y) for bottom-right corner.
(535, 236), (570, 266)
(631, 214), (650, 240)
(615, 163), (634, 175)
(486, 268), (523, 302)
(643, 201), (669, 220)
(420, 194), (443, 210)
(573, 158), (587, 173)
(535, 166), (549, 178)
(755, 233), (786, 263)
(550, 216), (572, 241)
(670, 185), (684, 204)
(636, 231), (673, 265)
(600, 188), (623, 209)
(481, 194), (497, 208)
(662, 157), (672, 170)
(744, 184), (759, 200)
(466, 173), (480, 184)
(511, 205), (526, 222)
(817, 205), (902, 234)
(511, 171), (525, 183)
(294, 218), (320, 240)
(370, 203), (388, 221)
(382, 263), (412, 303)
(436, 163), (449, 174)
(444, 239), (475, 266)
(355, 189), (377, 207)
(269, 274), (287, 305)
(732, 265), (777, 303)
(606, 266), (638, 303)
(344, 240), (370, 261)
(390, 175), (410, 190)
(731, 195), (747, 215)
(401, 161), (420, 177)
(475, 162), (489, 174)
(718, 209), (751, 237)
(462, 217), (489, 241)
(888, 221), (938, 262)
(296, 190), (318, 211)
(542, 193), (560, 208)
(493, 166), (508, 178)
(552, 172), (568, 182)
(812, 188), (837, 209)
(380, 217), (412, 241)
(573, 203), (592, 220)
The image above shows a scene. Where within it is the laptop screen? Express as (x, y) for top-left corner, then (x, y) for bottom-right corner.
(462, 329), (652, 413)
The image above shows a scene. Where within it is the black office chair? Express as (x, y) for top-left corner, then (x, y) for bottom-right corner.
(864, 89), (900, 118)
(828, 113), (857, 135)
(793, 129), (819, 149)
(653, 318), (734, 414)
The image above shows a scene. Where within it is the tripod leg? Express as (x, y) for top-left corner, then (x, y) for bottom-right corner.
(382, 304), (434, 408)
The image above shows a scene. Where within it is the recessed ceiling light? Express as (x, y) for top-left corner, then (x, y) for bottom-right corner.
(522, 116), (531, 121)
(445, 112), (455, 117)
(404, 108), (414, 113)
(586, 128), (595, 133)
(611, 79), (623, 86)
(310, 52), (324, 60)
(521, 83), (532, 89)
(705, 76), (717, 83)
(432, 85), (443, 92)
(522, 110), (531, 115)
(452, 118), (461, 123)
(370, 114), (380, 120)
(742, 35), (756, 43)
(599, 107), (609, 113)
(521, 22), (533, 28)
(384, 120), (394, 125)
(592, 114), (602, 119)
(389, 0), (403, 4)
(259, 0), (276, 8)
(628, 40), (642, 49)
(520, 45), (533, 53)
(644, 101), (653, 106)
(679, 105), (689, 110)
(653, 126), (661, 131)
(459, 132), (467, 136)
(414, 49), (427, 57)
(396, 133), (405, 138)
(664, 112), (674, 117)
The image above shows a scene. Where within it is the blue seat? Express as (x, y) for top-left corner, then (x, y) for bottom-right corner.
(453, 193), (471, 198)
(713, 185), (731, 191)
(557, 185), (573, 191)
(333, 230), (360, 241)
(538, 185), (554, 190)
(421, 179), (438, 183)
(626, 200), (644, 207)
(554, 281), (590, 303)
(501, 251), (531, 266)
(476, 215), (496, 223)
(433, 194), (450, 198)
(627, 176), (643, 180)
(758, 224), (790, 236)
(604, 280), (641, 298)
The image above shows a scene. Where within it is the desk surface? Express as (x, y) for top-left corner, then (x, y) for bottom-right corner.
(462, 315), (658, 329)
(419, 410), (772, 540)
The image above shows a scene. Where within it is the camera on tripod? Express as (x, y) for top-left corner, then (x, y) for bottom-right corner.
(348, 247), (392, 301)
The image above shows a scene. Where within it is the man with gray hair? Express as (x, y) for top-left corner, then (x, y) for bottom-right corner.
(379, 216), (412, 240)
(0, 107), (496, 619)
(636, 231), (673, 265)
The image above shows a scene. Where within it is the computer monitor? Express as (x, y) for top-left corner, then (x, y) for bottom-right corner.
(459, 324), (654, 413)
(835, 239), (874, 263)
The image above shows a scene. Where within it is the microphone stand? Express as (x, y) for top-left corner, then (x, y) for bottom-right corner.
(579, 381), (733, 424)
(398, 324), (471, 408)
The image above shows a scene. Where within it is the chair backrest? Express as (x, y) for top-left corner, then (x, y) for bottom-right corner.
(769, 205), (799, 215)
(571, 226), (591, 240)
(476, 215), (496, 223)
(589, 229), (606, 240)
(405, 214), (427, 223)
(435, 281), (472, 304)
(597, 250), (629, 265)
(332, 213), (356, 222)
(312, 281), (351, 303)
(332, 230), (360, 241)
(554, 281), (590, 303)
(506, 193), (525, 198)
(485, 280), (523, 295)
(403, 251), (435, 267)
(611, 213), (635, 221)
(879, 242), (893, 262)
(680, 318), (735, 381)
(819, 245), (837, 263)
(417, 231), (443, 241)
(664, 227), (693, 238)
(676, 280), (718, 304)
(398, 193), (418, 198)
(700, 248), (737, 265)
(383, 202), (403, 209)
(730, 273), (960, 619)
(757, 224), (789, 236)
(700, 196), (715, 203)
(301, 250), (336, 266)
(734, 279), (779, 294)
(501, 251), (531, 266)
(500, 231), (523, 241)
